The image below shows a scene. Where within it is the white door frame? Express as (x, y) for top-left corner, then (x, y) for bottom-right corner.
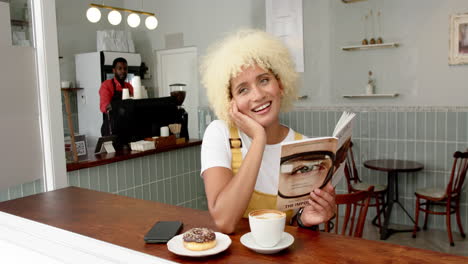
(156, 46), (198, 96)
(33, 0), (67, 190)
(155, 46), (200, 139)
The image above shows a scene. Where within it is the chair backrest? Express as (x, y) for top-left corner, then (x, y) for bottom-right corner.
(344, 142), (361, 192)
(326, 186), (373, 238)
(446, 151), (468, 198)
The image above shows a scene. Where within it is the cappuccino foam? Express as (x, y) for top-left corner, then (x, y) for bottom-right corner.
(254, 212), (284, 219)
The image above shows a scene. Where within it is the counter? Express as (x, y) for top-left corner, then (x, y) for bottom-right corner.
(66, 139), (207, 211)
(66, 139), (202, 172)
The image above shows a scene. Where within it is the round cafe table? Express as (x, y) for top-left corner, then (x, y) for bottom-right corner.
(364, 159), (424, 240)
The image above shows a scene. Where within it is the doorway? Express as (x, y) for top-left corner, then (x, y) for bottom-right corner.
(155, 47), (200, 139)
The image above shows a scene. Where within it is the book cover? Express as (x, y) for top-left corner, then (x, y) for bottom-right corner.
(276, 112), (355, 211)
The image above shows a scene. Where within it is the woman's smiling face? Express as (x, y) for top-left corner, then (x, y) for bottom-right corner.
(230, 65), (283, 128)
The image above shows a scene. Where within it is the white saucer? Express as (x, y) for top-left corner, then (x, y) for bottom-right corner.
(240, 232), (294, 254)
(167, 232), (231, 257)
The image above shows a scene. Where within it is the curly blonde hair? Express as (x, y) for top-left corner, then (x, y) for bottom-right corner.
(200, 29), (298, 125)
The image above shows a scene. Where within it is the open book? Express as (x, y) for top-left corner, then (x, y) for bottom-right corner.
(276, 112), (356, 211)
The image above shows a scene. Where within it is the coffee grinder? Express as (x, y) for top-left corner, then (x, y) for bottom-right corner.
(169, 83), (189, 141)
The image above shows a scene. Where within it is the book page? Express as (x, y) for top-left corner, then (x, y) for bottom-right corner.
(333, 112), (356, 148)
(277, 137), (338, 211)
(331, 111), (356, 187)
(276, 112), (355, 211)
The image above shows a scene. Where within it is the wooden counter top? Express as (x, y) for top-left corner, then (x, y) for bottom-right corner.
(66, 139), (202, 172)
(1, 187), (466, 263)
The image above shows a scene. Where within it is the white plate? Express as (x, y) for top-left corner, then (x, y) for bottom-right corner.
(240, 232), (294, 254)
(167, 232), (231, 257)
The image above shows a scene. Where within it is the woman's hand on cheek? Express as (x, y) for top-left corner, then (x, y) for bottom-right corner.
(300, 182), (337, 226)
(229, 101), (266, 142)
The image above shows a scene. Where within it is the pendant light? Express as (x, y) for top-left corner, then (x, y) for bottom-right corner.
(86, 2), (157, 30)
(127, 13), (141, 28)
(108, 9), (122, 25)
(145, 15), (158, 30)
(86, 6), (101, 23)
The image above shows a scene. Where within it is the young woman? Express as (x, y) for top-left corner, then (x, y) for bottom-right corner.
(200, 29), (336, 234)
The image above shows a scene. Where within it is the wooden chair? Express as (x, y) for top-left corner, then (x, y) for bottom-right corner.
(344, 142), (387, 230)
(325, 186), (374, 238)
(412, 151), (468, 246)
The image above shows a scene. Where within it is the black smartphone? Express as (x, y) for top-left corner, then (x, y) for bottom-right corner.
(144, 221), (183, 243)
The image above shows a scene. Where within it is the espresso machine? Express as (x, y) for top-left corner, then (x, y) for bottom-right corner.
(170, 83), (189, 141)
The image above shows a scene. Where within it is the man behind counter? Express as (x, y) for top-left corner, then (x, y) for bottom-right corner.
(99, 57), (134, 136)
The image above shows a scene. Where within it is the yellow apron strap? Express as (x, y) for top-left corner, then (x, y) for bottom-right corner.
(294, 131), (303, 140)
(229, 126), (242, 175)
(229, 127), (303, 223)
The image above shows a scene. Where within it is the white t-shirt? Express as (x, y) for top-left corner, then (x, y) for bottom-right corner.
(201, 120), (300, 195)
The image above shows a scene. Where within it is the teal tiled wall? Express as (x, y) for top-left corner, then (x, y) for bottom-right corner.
(0, 145), (206, 212)
(199, 106), (468, 232)
(0, 179), (44, 203)
(67, 145), (207, 210)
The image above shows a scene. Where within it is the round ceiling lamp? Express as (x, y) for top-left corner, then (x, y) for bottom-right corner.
(86, 7), (101, 23)
(145, 16), (158, 30)
(127, 13), (141, 28)
(108, 10), (122, 25)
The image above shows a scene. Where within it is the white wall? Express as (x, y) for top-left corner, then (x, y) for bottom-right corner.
(0, 2), (43, 189)
(58, 0), (468, 109)
(328, 0), (468, 106)
(35, 0), (68, 190)
(127, 0), (468, 108)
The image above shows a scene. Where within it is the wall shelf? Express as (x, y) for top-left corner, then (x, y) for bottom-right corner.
(61, 88), (84, 91)
(341, 42), (399, 51)
(343, 93), (399, 98)
(10, 19), (29, 28)
(342, 0), (367, 3)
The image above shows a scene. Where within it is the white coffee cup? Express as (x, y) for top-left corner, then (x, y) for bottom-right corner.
(61, 81), (71, 88)
(160, 126), (169, 137)
(133, 85), (142, 99)
(248, 209), (286, 248)
(122, 88), (130, 100)
(131, 76), (141, 88)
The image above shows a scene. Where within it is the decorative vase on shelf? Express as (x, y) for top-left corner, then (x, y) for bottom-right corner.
(366, 71), (375, 95)
(365, 83), (374, 95)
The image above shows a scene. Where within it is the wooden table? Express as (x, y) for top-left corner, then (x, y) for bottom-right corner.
(1, 187), (465, 263)
(364, 159), (424, 240)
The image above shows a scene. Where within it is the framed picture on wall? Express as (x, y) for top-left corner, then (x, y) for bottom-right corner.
(449, 13), (468, 65)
